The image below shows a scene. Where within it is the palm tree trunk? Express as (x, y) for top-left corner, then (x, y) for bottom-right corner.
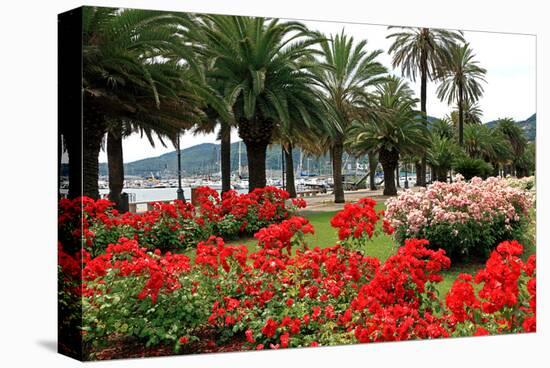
(441, 168), (446, 182)
(458, 84), (464, 146)
(245, 141), (267, 191)
(492, 163), (499, 177)
(107, 125), (124, 209)
(83, 104), (106, 199)
(379, 148), (398, 196)
(238, 116), (272, 192)
(419, 43), (428, 187)
(415, 162), (422, 186)
(331, 143), (345, 203)
(368, 153), (377, 190)
(284, 144), (297, 198)
(220, 123), (231, 194)
(83, 136), (103, 199)
(395, 162), (401, 188)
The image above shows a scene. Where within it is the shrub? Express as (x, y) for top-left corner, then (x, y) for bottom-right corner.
(446, 241), (536, 335)
(79, 234), (536, 356)
(81, 238), (203, 353)
(330, 198), (393, 251)
(506, 175), (535, 191)
(59, 186), (302, 255)
(385, 176), (533, 261)
(453, 157), (493, 179)
(63, 195), (535, 358)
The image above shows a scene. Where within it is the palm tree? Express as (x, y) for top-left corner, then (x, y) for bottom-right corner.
(462, 124), (512, 176)
(190, 90), (235, 195)
(436, 43), (487, 146)
(515, 142), (535, 178)
(496, 117), (528, 176)
(75, 7), (208, 199)
(449, 101), (483, 126)
(186, 20), (244, 195)
(312, 31), (387, 202)
(197, 16), (321, 192)
(104, 61), (217, 208)
(347, 77), (430, 195)
(427, 135), (459, 181)
(274, 92), (326, 198)
(462, 124), (493, 159)
(431, 117), (455, 139)
(387, 26), (464, 186)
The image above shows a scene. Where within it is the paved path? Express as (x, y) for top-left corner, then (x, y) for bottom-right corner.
(298, 187), (419, 212)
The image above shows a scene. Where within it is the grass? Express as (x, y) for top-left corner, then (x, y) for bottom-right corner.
(224, 204), (536, 300)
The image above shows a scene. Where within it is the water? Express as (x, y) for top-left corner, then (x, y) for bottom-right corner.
(98, 187), (248, 204)
(99, 187), (190, 203)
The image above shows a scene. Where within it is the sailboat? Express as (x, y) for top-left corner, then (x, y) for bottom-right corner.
(233, 140), (249, 190)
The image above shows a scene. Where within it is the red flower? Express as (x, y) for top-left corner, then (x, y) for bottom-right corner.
(523, 316), (536, 332)
(261, 319), (278, 338)
(245, 329), (255, 343)
(446, 274), (480, 322)
(330, 198), (382, 241)
(179, 336), (189, 344)
(324, 305), (335, 319)
(474, 327), (489, 336)
(280, 332), (290, 348)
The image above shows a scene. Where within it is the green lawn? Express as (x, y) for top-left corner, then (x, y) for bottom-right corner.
(225, 205), (536, 300)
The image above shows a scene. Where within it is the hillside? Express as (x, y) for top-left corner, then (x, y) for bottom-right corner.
(94, 113), (535, 177)
(99, 142), (332, 177)
(486, 113), (536, 141)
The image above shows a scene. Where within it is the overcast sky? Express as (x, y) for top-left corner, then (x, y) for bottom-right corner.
(98, 18), (536, 163)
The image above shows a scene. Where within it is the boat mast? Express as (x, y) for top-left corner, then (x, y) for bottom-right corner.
(238, 141), (242, 176)
(298, 148), (303, 176)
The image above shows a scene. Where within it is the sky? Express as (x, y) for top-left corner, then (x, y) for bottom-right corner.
(98, 18), (536, 164)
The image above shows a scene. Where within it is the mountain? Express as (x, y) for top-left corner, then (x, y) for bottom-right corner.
(485, 114), (536, 142)
(99, 142), (333, 177)
(94, 113), (535, 177)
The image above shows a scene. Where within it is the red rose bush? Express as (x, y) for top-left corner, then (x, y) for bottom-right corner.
(58, 186), (302, 256)
(57, 191), (536, 359)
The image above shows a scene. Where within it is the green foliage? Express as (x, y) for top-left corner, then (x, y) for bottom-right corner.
(430, 117), (455, 140)
(196, 15), (322, 135)
(436, 43), (487, 106)
(449, 101), (483, 126)
(213, 214), (242, 239)
(82, 7), (217, 139)
(515, 143), (536, 177)
(436, 43), (487, 145)
(427, 134), (460, 180)
(82, 267), (213, 354)
(463, 124), (511, 163)
(453, 156), (493, 179)
(404, 216), (524, 262)
(387, 27), (465, 82)
(312, 31), (387, 145)
(347, 77), (430, 157)
(486, 114), (536, 142)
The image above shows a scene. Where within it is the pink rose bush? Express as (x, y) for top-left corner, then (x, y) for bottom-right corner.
(385, 176), (533, 261)
(506, 175), (535, 191)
